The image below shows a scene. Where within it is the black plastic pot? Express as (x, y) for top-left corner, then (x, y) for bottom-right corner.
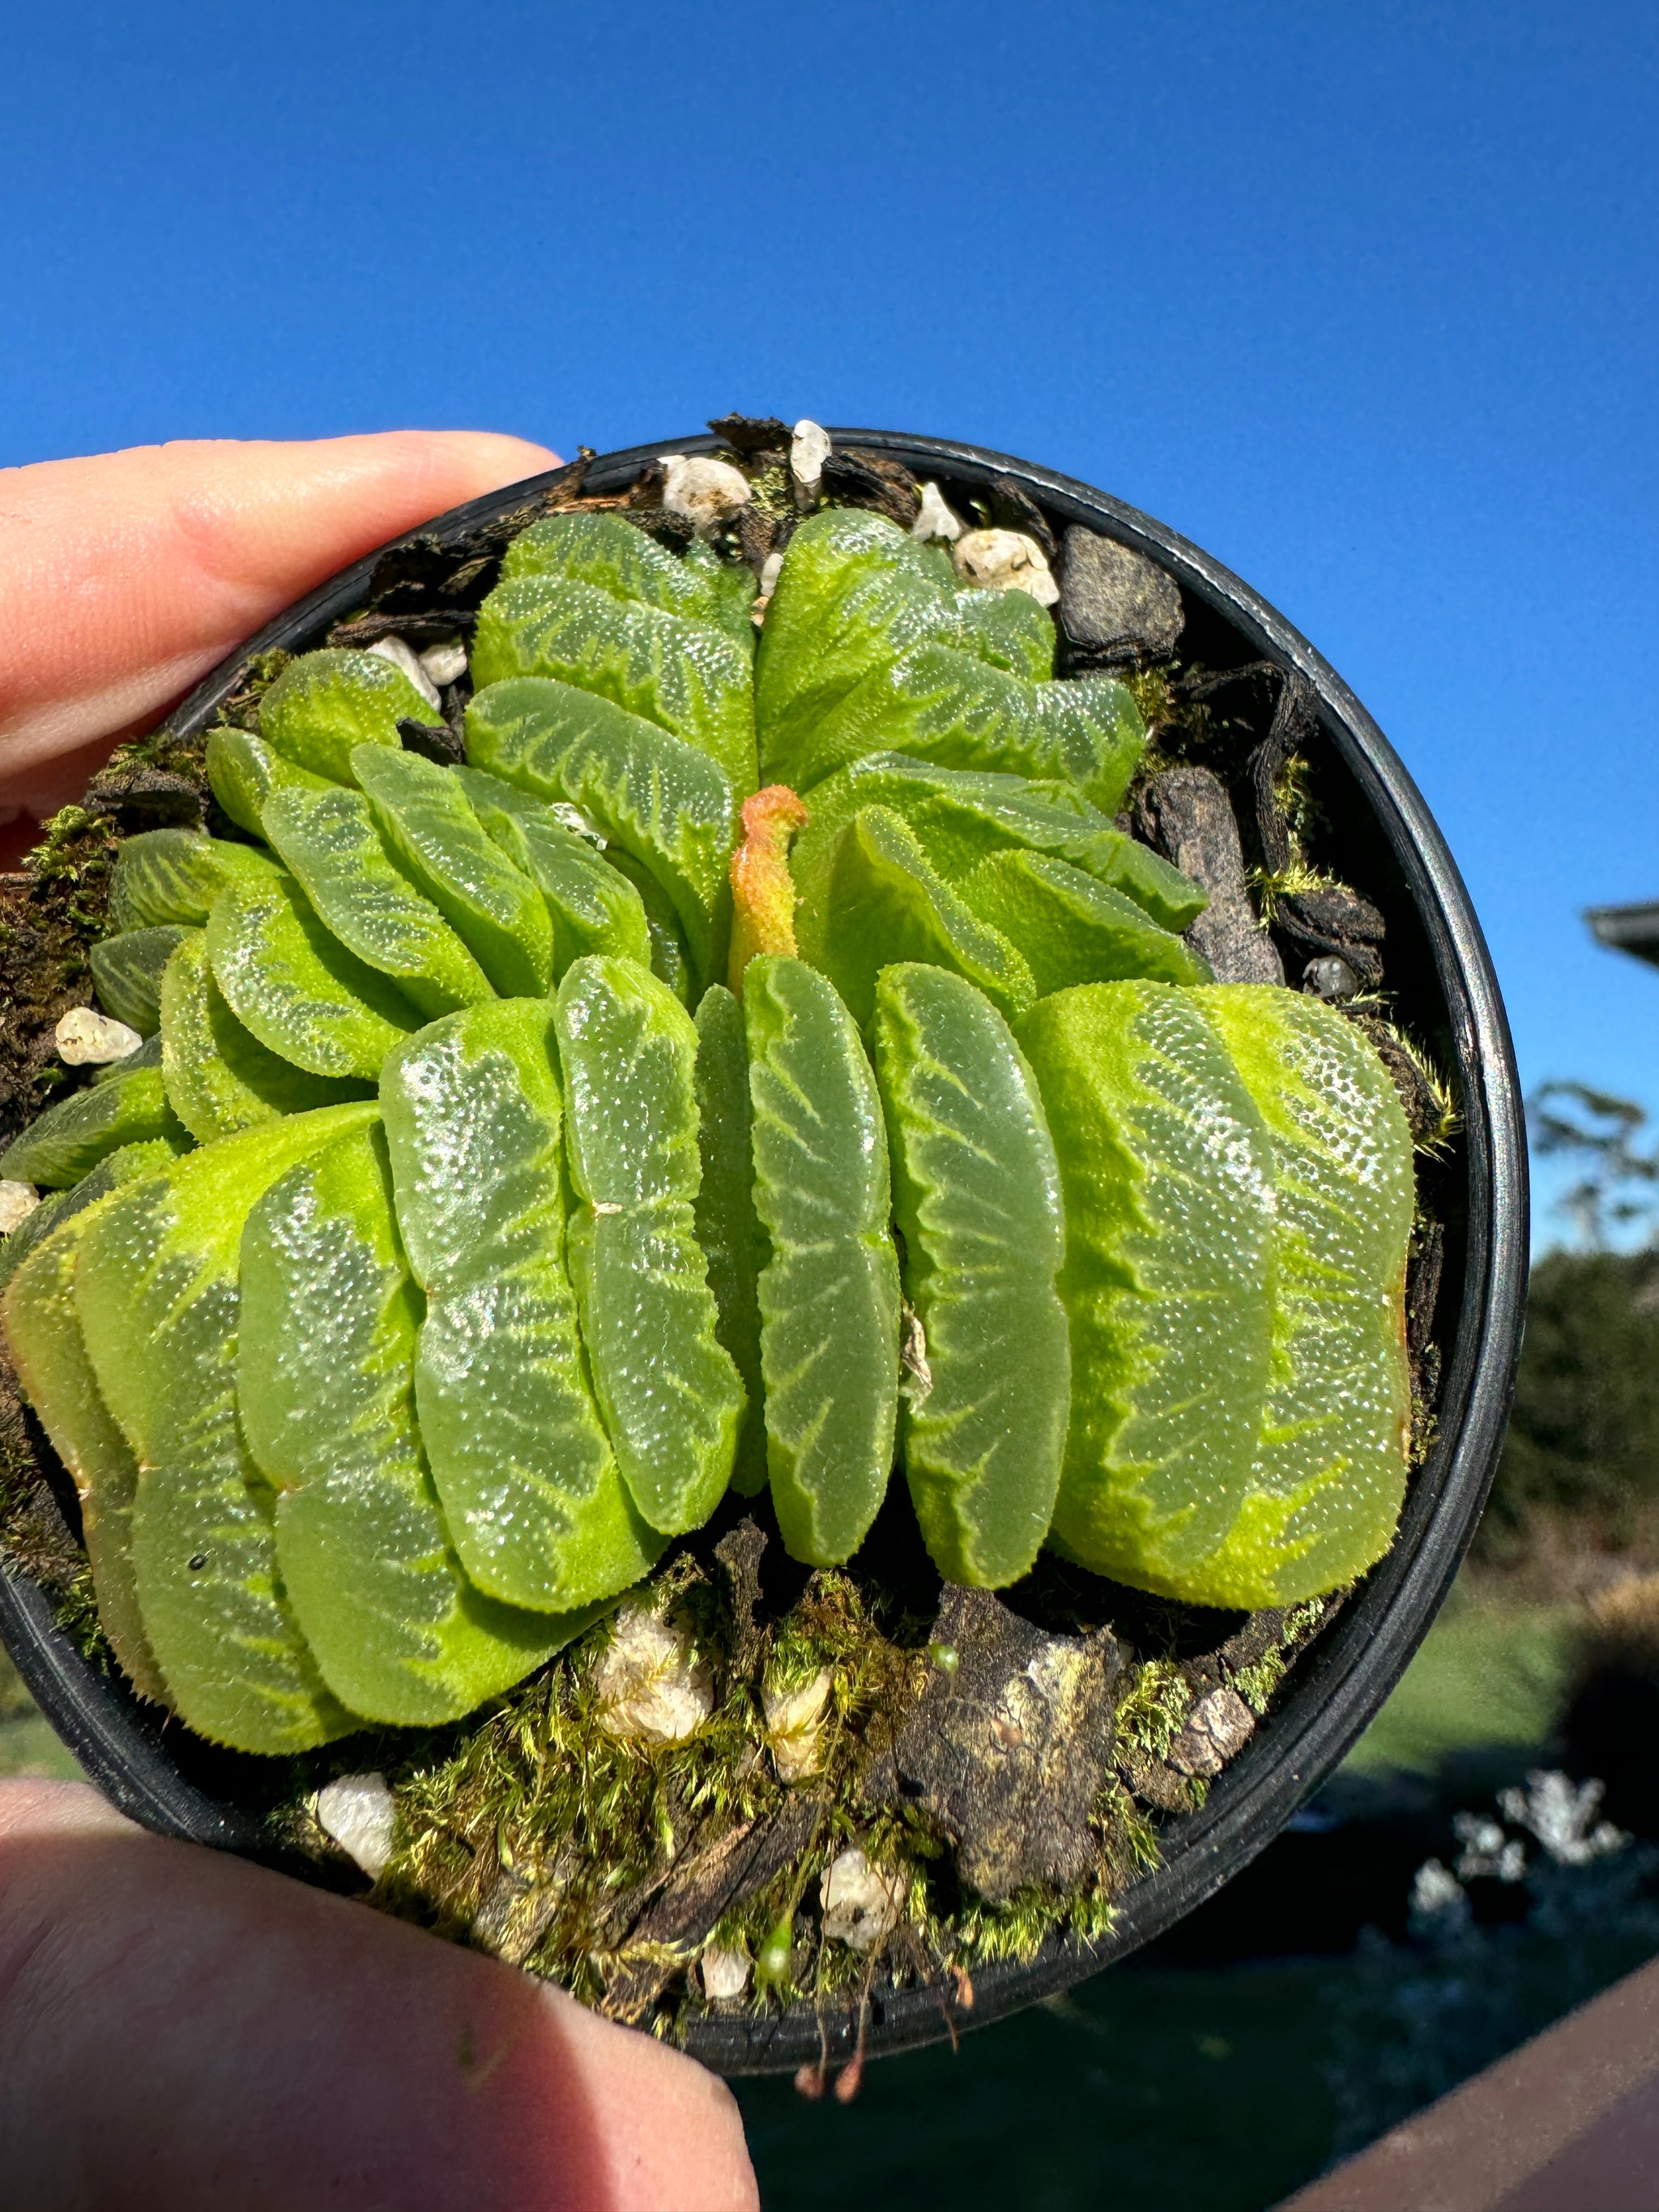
(0, 431), (1528, 2073)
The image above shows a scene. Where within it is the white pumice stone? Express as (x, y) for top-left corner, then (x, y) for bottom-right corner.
(419, 637), (468, 688)
(820, 1848), (904, 1953)
(763, 1666), (833, 1784)
(0, 1182), (41, 1235)
(56, 1008), (143, 1067)
(953, 527), (1060, 606)
(911, 481), (963, 544)
(698, 1944), (752, 2001)
(759, 549), (785, 597)
(660, 455), (752, 531)
(593, 1596), (714, 1745)
(314, 1772), (397, 1877)
(791, 419), (832, 496)
(366, 634), (442, 710)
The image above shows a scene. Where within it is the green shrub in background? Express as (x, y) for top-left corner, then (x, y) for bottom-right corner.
(1478, 1247), (1659, 1562)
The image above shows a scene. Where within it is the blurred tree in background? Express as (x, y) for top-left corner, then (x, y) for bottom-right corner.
(1478, 1085), (1659, 1564)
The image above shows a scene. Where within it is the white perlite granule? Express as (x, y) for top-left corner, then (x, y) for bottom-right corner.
(55, 1008), (143, 1066)
(661, 455), (752, 530)
(911, 481), (962, 543)
(819, 1848), (904, 1953)
(953, 527), (1060, 605)
(367, 634), (442, 710)
(0, 1182), (41, 1235)
(593, 1597), (714, 1745)
(790, 419), (832, 497)
(314, 1772), (397, 1878)
(698, 1944), (752, 2001)
(419, 637), (468, 688)
(763, 1667), (833, 1784)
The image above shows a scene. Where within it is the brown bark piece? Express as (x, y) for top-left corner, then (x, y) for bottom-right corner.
(1059, 526), (1184, 658)
(893, 1587), (1123, 1903)
(1137, 765), (1285, 984)
(598, 1792), (822, 2024)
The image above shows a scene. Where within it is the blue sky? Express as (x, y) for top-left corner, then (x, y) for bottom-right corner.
(4, 0), (1654, 1243)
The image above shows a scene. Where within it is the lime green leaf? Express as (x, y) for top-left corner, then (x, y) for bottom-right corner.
(108, 828), (282, 931)
(471, 575), (757, 796)
(798, 644), (1145, 806)
(160, 932), (369, 1141)
(501, 509), (722, 621)
(2, 1193), (173, 1704)
(350, 744), (554, 997)
(1188, 987), (1415, 1602)
(956, 850), (1212, 991)
(458, 769), (654, 975)
(0, 1064), (187, 1189)
(754, 509), (960, 775)
(258, 648), (430, 785)
(1015, 982), (1277, 1605)
(608, 849), (694, 1004)
(793, 751), (1207, 936)
(952, 585), (1056, 680)
(89, 925), (194, 1036)
(207, 872), (422, 1080)
(380, 999), (662, 1612)
(744, 955), (900, 1566)
(0, 1138), (188, 1296)
(207, 726), (334, 836)
(75, 1106), (379, 1752)
(872, 964), (1070, 1588)
(693, 985), (768, 1497)
(240, 1121), (574, 1723)
(261, 782), (494, 1018)
(554, 957), (744, 1535)
(798, 805), (1034, 1028)
(465, 676), (737, 983)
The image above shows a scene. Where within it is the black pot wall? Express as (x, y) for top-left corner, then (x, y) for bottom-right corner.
(0, 433), (1528, 2073)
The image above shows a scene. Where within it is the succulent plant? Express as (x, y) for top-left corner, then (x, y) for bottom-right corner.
(0, 497), (1414, 1760)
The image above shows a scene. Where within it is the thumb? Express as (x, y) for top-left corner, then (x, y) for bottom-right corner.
(0, 1779), (757, 2212)
(0, 429), (559, 836)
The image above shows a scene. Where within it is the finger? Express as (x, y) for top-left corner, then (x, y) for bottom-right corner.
(0, 430), (559, 820)
(0, 1779), (757, 2212)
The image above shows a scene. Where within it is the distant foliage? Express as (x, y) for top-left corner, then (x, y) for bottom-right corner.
(1477, 1084), (1659, 1562)
(1479, 1247), (1659, 1559)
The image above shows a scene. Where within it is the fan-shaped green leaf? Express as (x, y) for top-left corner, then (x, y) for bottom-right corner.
(261, 782), (494, 1018)
(160, 932), (370, 1141)
(75, 1106), (379, 1752)
(692, 985), (768, 1498)
(350, 744), (553, 998)
(207, 873), (422, 1079)
(0, 1063), (187, 1189)
(1015, 981), (1277, 1605)
(957, 850), (1212, 991)
(471, 575), (757, 796)
(207, 726), (333, 837)
(1189, 986), (1414, 1602)
(457, 769), (654, 976)
(108, 828), (282, 932)
(554, 957), (744, 1534)
(240, 1120), (575, 1723)
(744, 955), (900, 1566)
(465, 676), (736, 982)
(90, 925), (194, 1036)
(380, 999), (662, 1612)
(258, 647), (429, 785)
(872, 964), (1070, 1588)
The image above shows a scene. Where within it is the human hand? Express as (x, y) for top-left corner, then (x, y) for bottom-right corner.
(0, 432), (759, 2211)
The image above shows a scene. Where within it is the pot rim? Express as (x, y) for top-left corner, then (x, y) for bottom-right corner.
(0, 429), (1528, 2073)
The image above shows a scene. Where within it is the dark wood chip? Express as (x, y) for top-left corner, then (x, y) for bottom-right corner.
(737, 504), (783, 574)
(395, 717), (466, 769)
(328, 611), (476, 649)
(1136, 765), (1285, 984)
(83, 763), (203, 833)
(707, 414), (791, 458)
(714, 1519), (767, 1677)
(819, 450), (921, 528)
(986, 475), (1059, 564)
(893, 1587), (1123, 1903)
(599, 1793), (823, 2024)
